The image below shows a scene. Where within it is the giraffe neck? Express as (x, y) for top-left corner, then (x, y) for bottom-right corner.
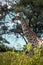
(21, 17), (42, 46)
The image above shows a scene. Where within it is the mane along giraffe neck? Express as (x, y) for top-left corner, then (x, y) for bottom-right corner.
(13, 13), (43, 47)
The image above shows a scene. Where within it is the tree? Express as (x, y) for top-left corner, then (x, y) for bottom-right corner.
(18, 0), (43, 36)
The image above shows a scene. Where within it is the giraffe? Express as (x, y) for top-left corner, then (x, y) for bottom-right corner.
(12, 12), (43, 47)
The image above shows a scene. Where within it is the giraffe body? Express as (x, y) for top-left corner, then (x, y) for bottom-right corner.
(13, 13), (43, 47)
(21, 17), (43, 46)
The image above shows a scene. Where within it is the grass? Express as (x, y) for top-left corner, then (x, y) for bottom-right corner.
(0, 51), (43, 65)
(0, 52), (30, 65)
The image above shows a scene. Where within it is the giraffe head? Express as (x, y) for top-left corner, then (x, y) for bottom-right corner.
(12, 12), (25, 21)
(16, 12), (23, 17)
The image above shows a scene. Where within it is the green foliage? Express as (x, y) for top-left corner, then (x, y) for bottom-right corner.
(19, 0), (43, 6)
(0, 43), (43, 65)
(24, 43), (33, 52)
(33, 44), (42, 57)
(0, 50), (43, 65)
(12, 5), (22, 12)
(16, 0), (43, 34)
(24, 43), (42, 57)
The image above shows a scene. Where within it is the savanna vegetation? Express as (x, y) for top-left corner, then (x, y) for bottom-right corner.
(0, 0), (43, 65)
(0, 43), (43, 65)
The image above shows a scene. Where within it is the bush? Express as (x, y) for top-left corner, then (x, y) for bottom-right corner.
(0, 51), (43, 65)
(0, 43), (43, 65)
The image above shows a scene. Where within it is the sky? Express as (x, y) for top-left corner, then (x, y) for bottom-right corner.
(0, 0), (20, 6)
